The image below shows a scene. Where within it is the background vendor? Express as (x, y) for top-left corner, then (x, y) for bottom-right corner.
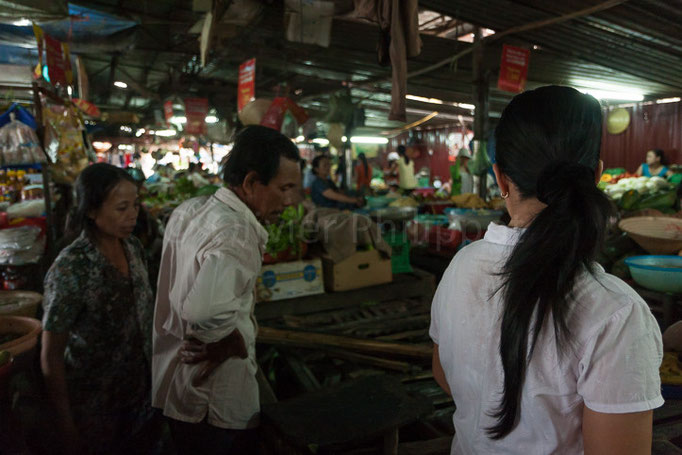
(311, 155), (363, 209)
(397, 144), (418, 193)
(457, 148), (474, 194)
(636, 149), (672, 177)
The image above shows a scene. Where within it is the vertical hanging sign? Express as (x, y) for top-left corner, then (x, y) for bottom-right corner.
(497, 45), (530, 93)
(237, 58), (256, 112)
(62, 42), (73, 86)
(44, 34), (67, 87)
(184, 98), (209, 135)
(32, 23), (43, 79)
(163, 100), (174, 126)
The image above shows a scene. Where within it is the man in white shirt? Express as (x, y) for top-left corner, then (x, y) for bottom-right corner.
(152, 125), (301, 454)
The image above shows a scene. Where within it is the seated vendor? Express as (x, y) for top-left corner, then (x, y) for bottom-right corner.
(636, 149), (672, 178)
(311, 155), (363, 209)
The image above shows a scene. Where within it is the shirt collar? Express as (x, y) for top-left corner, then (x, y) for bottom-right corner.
(78, 230), (135, 266)
(213, 187), (269, 247)
(483, 222), (525, 247)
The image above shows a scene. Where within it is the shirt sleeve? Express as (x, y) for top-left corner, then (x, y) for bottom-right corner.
(311, 178), (327, 196)
(42, 254), (85, 333)
(577, 299), (664, 414)
(179, 248), (254, 343)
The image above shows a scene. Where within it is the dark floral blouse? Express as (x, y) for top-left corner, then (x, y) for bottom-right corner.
(42, 232), (154, 418)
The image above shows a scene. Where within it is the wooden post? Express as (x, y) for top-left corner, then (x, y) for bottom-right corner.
(472, 28), (489, 200)
(383, 428), (399, 455)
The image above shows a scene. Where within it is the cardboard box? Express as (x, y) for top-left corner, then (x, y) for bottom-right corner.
(322, 250), (393, 292)
(256, 259), (324, 302)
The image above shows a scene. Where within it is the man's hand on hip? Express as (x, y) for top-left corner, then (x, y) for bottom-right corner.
(179, 329), (248, 386)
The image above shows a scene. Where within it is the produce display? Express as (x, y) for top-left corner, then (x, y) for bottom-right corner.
(142, 178), (219, 215)
(264, 204), (306, 263)
(450, 193), (490, 210)
(389, 197), (419, 208)
(600, 176), (677, 212)
(370, 178), (388, 191)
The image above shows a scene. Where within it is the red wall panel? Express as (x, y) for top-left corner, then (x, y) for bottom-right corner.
(601, 101), (682, 172)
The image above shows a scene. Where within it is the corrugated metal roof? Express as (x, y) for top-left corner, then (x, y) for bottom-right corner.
(421, 0), (682, 92)
(8, 0), (677, 130)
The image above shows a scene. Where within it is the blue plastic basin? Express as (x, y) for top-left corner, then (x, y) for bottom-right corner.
(625, 255), (682, 294)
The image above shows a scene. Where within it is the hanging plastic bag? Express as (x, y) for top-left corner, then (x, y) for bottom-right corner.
(469, 140), (492, 176)
(0, 117), (46, 166)
(42, 104), (89, 183)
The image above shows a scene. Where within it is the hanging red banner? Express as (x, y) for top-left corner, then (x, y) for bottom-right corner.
(45, 34), (67, 87)
(163, 100), (174, 126)
(238, 58), (256, 112)
(184, 97), (209, 135)
(72, 98), (101, 118)
(497, 45), (530, 93)
(260, 98), (309, 131)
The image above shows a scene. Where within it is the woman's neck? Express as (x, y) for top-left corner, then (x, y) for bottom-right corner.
(507, 197), (546, 228)
(92, 231), (123, 256)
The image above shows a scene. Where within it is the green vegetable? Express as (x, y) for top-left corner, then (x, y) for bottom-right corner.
(635, 189), (677, 211)
(265, 204), (306, 258)
(195, 184), (220, 197)
(619, 190), (642, 210)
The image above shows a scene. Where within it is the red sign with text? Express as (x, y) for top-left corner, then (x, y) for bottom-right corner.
(164, 100), (174, 126)
(45, 34), (66, 86)
(497, 45), (530, 93)
(238, 58), (256, 112)
(184, 98), (209, 135)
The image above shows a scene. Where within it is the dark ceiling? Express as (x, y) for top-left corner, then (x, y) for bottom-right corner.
(4, 0), (682, 134)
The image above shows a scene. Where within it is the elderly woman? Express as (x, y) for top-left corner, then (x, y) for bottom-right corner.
(41, 163), (156, 454)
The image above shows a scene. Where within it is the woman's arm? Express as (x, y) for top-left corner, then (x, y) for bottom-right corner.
(583, 407), (653, 455)
(321, 189), (361, 205)
(41, 331), (82, 453)
(432, 344), (451, 396)
(635, 164), (643, 176)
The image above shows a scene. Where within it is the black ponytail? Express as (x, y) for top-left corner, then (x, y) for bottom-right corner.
(487, 86), (614, 439)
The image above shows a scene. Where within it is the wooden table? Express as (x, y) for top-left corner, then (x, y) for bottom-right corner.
(262, 375), (433, 454)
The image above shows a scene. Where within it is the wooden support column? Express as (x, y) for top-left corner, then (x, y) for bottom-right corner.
(472, 28), (489, 199)
(104, 54), (118, 105)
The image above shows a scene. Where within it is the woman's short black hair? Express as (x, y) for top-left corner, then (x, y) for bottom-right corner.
(69, 163), (137, 237)
(312, 154), (329, 173)
(650, 148), (665, 164)
(222, 125), (301, 186)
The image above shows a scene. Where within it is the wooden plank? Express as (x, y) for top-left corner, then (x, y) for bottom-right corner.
(258, 326), (433, 360)
(398, 437), (452, 455)
(377, 329), (429, 342)
(325, 349), (415, 373)
(256, 269), (435, 321)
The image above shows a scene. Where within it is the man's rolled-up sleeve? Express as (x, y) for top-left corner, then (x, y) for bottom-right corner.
(179, 250), (252, 343)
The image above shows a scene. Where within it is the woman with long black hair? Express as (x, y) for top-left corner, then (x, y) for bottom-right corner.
(430, 86), (663, 454)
